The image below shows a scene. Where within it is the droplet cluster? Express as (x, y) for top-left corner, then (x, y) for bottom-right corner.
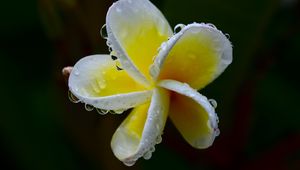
(174, 23), (186, 34)
(122, 133), (163, 166)
(68, 91), (126, 115)
(208, 99), (217, 109)
(68, 90), (80, 103)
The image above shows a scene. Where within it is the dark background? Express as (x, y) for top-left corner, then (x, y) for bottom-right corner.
(1, 0), (300, 169)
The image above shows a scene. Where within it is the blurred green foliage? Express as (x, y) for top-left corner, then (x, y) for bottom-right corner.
(0, 0), (299, 169)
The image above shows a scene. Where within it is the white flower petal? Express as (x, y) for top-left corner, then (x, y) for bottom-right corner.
(158, 79), (219, 148)
(106, 0), (172, 85)
(111, 88), (169, 165)
(69, 54), (152, 111)
(72, 91), (153, 111)
(151, 23), (232, 89)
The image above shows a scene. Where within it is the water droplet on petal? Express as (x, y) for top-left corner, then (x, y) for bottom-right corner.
(183, 83), (189, 88)
(116, 7), (122, 13)
(174, 24), (186, 34)
(108, 46), (113, 53)
(209, 99), (217, 109)
(225, 33), (230, 39)
(74, 71), (79, 76)
(207, 23), (217, 29)
(96, 108), (109, 115)
(156, 45), (161, 52)
(114, 109), (125, 114)
(111, 55), (118, 60)
(149, 146), (155, 153)
(149, 64), (159, 77)
(85, 104), (94, 111)
(106, 40), (112, 47)
(100, 24), (108, 39)
(68, 90), (80, 103)
(215, 128), (220, 136)
(160, 42), (167, 51)
(116, 61), (123, 71)
(123, 160), (136, 166)
(155, 124), (160, 130)
(100, 84), (106, 90)
(96, 79), (106, 90)
(143, 151), (152, 160)
(155, 135), (162, 144)
(116, 65), (123, 71)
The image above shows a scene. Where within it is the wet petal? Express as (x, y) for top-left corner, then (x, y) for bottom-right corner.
(159, 80), (219, 148)
(111, 88), (169, 165)
(152, 23), (232, 90)
(69, 55), (151, 111)
(106, 0), (172, 84)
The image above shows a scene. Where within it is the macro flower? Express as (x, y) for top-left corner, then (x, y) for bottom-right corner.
(67, 0), (232, 166)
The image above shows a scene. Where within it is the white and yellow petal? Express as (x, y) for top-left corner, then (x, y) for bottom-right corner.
(68, 55), (152, 111)
(111, 88), (169, 165)
(159, 80), (219, 148)
(151, 23), (232, 90)
(106, 0), (173, 85)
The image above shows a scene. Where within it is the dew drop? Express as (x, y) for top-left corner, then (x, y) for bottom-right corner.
(225, 33), (230, 39)
(100, 24), (108, 39)
(68, 90), (80, 103)
(116, 7), (122, 13)
(111, 55), (118, 60)
(190, 93), (196, 98)
(160, 42), (167, 51)
(120, 30), (128, 39)
(91, 82), (100, 93)
(215, 128), (220, 136)
(123, 160), (136, 166)
(74, 71), (79, 76)
(207, 23), (217, 29)
(114, 109), (125, 114)
(216, 114), (219, 123)
(149, 146), (155, 153)
(143, 151), (152, 160)
(155, 135), (162, 144)
(108, 110), (115, 114)
(155, 124), (160, 130)
(85, 104), (94, 111)
(97, 80), (106, 90)
(209, 99), (217, 109)
(183, 83), (189, 88)
(116, 65), (123, 71)
(149, 65), (159, 77)
(106, 40), (111, 47)
(96, 108), (109, 115)
(99, 81), (106, 89)
(174, 24), (186, 34)
(108, 46), (113, 53)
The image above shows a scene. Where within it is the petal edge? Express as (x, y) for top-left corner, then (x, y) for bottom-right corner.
(111, 88), (169, 165)
(69, 54), (151, 111)
(158, 79), (219, 148)
(151, 23), (232, 90)
(106, 0), (173, 84)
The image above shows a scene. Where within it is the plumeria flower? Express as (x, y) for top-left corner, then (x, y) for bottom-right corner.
(67, 0), (232, 166)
